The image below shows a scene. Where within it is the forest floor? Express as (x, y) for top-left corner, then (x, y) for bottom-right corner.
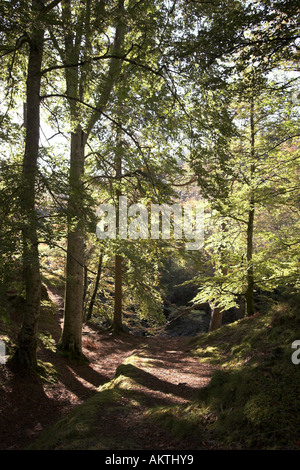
(0, 284), (216, 450)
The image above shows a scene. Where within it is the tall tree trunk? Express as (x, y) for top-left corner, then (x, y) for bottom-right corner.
(13, 2), (44, 368)
(245, 97), (255, 316)
(245, 193), (255, 316)
(57, 0), (86, 359)
(59, 0), (126, 357)
(113, 126), (124, 333)
(58, 127), (87, 359)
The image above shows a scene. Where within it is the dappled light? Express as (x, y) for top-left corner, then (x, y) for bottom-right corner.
(0, 0), (299, 454)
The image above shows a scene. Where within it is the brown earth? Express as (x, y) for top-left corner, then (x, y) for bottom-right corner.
(0, 284), (216, 450)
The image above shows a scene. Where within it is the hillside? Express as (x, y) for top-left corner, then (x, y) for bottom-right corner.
(152, 300), (300, 450)
(17, 296), (300, 451)
(1, 282), (215, 451)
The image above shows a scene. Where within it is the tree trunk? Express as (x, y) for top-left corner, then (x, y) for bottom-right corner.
(13, 3), (44, 368)
(113, 124), (124, 334)
(86, 249), (103, 322)
(245, 193), (255, 316)
(245, 97), (255, 316)
(209, 305), (223, 331)
(58, 127), (87, 360)
(58, 0), (126, 356)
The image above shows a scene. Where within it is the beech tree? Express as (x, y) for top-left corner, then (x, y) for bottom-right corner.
(43, 0), (181, 356)
(83, 66), (181, 333)
(55, 0), (126, 358)
(189, 68), (299, 324)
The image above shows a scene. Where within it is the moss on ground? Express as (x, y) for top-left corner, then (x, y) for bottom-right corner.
(148, 301), (300, 449)
(28, 371), (145, 449)
(27, 354), (160, 450)
(28, 301), (300, 450)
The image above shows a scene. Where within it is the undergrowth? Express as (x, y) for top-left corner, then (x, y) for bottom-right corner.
(148, 301), (300, 449)
(27, 300), (300, 450)
(28, 370), (146, 450)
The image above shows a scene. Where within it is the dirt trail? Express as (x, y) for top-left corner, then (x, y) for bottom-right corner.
(0, 286), (214, 450)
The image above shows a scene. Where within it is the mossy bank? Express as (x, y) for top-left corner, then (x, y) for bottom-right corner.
(28, 301), (300, 450)
(149, 301), (300, 449)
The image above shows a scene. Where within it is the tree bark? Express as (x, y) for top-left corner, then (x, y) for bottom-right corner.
(86, 248), (103, 321)
(58, 127), (87, 360)
(113, 125), (124, 334)
(245, 192), (255, 316)
(245, 97), (255, 316)
(209, 305), (223, 331)
(13, 1), (44, 368)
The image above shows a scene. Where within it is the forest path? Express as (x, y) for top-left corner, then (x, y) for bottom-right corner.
(0, 284), (215, 450)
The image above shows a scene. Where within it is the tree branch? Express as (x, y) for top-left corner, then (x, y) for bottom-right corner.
(43, 0), (63, 13)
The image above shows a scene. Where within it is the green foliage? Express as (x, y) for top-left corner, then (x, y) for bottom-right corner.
(36, 360), (60, 384)
(0, 0), (299, 389)
(187, 67), (300, 312)
(38, 331), (56, 353)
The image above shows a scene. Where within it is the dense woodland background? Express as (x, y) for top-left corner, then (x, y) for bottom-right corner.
(0, 0), (300, 451)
